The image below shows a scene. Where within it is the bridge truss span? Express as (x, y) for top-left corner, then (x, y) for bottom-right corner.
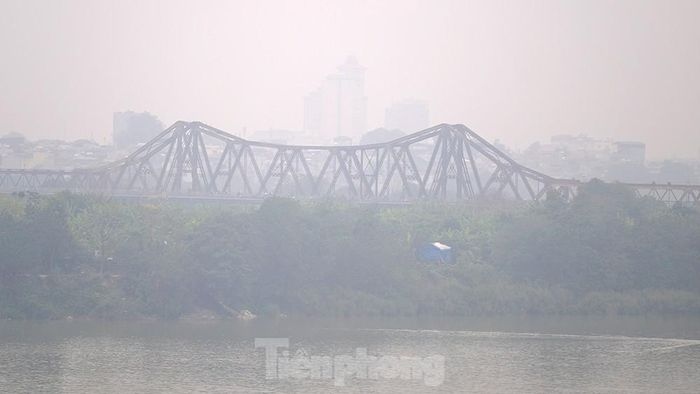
(0, 121), (697, 205)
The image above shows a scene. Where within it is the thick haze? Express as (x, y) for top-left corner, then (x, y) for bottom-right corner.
(0, 0), (698, 159)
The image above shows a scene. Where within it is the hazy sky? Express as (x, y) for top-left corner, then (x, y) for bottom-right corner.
(1, 0), (698, 159)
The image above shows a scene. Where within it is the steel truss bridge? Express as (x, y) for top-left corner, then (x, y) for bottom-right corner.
(1, 121), (699, 205)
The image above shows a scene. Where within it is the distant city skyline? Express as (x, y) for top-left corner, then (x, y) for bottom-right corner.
(304, 56), (367, 140)
(1, 0), (699, 159)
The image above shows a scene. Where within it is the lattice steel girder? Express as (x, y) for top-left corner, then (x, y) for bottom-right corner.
(1, 121), (699, 206)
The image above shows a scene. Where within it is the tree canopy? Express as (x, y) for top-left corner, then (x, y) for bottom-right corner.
(1, 183), (699, 319)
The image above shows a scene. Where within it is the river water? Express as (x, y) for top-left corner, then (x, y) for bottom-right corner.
(1, 316), (700, 393)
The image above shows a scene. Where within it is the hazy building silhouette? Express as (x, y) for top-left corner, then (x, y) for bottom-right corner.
(650, 160), (696, 184)
(360, 128), (405, 145)
(613, 141), (646, 165)
(384, 99), (429, 133)
(113, 111), (164, 148)
(304, 57), (367, 140)
(0, 132), (26, 147)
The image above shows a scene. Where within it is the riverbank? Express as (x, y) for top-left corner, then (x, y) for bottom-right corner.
(3, 314), (700, 342)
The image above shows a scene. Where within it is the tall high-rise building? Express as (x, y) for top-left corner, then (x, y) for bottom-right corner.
(384, 99), (429, 133)
(304, 57), (367, 141)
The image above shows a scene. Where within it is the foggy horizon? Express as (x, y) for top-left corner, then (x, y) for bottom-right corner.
(1, 0), (699, 159)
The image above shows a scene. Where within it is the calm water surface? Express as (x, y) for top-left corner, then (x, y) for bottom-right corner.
(1, 316), (700, 393)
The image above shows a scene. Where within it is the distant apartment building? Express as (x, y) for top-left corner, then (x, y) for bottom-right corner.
(613, 141), (646, 165)
(304, 57), (367, 141)
(0, 147), (31, 169)
(515, 134), (655, 183)
(113, 111), (164, 148)
(518, 134), (613, 179)
(384, 99), (429, 133)
(0, 132), (31, 168)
